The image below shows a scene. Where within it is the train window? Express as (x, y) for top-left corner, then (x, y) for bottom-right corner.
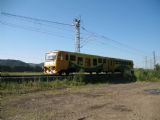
(103, 59), (106, 63)
(45, 53), (56, 60)
(77, 57), (83, 65)
(85, 58), (91, 67)
(70, 55), (76, 61)
(98, 58), (102, 63)
(66, 54), (68, 60)
(93, 59), (97, 66)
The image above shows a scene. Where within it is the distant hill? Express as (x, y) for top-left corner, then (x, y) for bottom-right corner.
(0, 59), (43, 72)
(29, 63), (44, 67)
(0, 59), (29, 67)
(0, 59), (43, 67)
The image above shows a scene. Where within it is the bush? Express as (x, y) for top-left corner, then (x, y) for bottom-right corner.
(155, 64), (160, 71)
(73, 69), (85, 83)
(135, 69), (160, 82)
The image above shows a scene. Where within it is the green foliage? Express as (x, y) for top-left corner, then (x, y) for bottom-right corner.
(155, 64), (160, 71)
(122, 69), (134, 81)
(135, 69), (160, 82)
(0, 79), (84, 95)
(0, 72), (43, 76)
(73, 69), (85, 83)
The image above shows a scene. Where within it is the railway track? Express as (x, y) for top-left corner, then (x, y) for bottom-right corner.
(0, 74), (74, 82)
(0, 73), (128, 83)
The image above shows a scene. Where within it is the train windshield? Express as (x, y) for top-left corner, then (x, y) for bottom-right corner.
(45, 53), (57, 61)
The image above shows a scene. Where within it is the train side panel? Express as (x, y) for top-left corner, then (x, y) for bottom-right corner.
(44, 50), (134, 75)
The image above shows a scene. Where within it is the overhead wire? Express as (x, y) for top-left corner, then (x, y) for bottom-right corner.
(0, 20), (74, 40)
(81, 26), (152, 68)
(1, 12), (75, 39)
(80, 33), (97, 48)
(1, 12), (74, 34)
(1, 12), (74, 27)
(1, 12), (150, 58)
(81, 26), (148, 57)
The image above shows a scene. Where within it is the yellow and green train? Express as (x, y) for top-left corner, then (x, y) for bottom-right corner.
(44, 50), (134, 75)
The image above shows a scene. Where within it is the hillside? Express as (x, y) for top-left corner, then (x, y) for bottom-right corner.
(0, 59), (43, 72)
(0, 59), (43, 67)
(0, 59), (29, 67)
(29, 63), (44, 67)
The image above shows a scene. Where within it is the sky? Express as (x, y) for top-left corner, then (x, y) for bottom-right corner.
(0, 0), (160, 68)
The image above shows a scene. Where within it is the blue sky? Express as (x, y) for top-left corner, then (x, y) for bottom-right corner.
(0, 0), (160, 68)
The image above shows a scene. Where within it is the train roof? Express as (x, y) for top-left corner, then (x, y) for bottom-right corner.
(47, 50), (133, 63)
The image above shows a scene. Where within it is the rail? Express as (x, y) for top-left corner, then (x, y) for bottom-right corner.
(0, 73), (131, 83)
(0, 75), (74, 83)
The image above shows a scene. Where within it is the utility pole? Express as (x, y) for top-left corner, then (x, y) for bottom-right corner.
(150, 58), (152, 69)
(74, 18), (80, 53)
(145, 56), (147, 69)
(153, 51), (156, 70)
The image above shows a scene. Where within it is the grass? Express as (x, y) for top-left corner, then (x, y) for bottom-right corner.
(1, 69), (160, 96)
(0, 78), (86, 119)
(0, 79), (85, 95)
(0, 72), (43, 76)
(1, 70), (160, 120)
(134, 69), (160, 82)
(1, 83), (107, 120)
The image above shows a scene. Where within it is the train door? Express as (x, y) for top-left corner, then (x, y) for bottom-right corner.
(57, 52), (68, 71)
(108, 59), (114, 72)
(103, 58), (108, 72)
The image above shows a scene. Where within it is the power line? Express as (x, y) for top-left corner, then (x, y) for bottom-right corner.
(1, 12), (73, 27)
(0, 20), (74, 39)
(1, 12), (74, 36)
(80, 33), (97, 48)
(3, 14), (74, 32)
(1, 12), (152, 63)
(1, 12), (81, 52)
(81, 26), (148, 57)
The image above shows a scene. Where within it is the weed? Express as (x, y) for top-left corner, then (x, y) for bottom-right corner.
(0, 79), (84, 95)
(134, 69), (160, 82)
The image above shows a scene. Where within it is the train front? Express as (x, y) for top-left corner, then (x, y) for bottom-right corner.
(44, 52), (57, 74)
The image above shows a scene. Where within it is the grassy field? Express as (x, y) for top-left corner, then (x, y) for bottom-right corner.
(1, 82), (160, 120)
(134, 69), (160, 82)
(1, 69), (160, 120)
(0, 72), (44, 76)
(0, 79), (84, 95)
(1, 69), (160, 95)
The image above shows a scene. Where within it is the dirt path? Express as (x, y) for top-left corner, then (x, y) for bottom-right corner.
(2, 82), (160, 120)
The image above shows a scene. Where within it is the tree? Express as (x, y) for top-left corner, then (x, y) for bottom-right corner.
(155, 64), (160, 71)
